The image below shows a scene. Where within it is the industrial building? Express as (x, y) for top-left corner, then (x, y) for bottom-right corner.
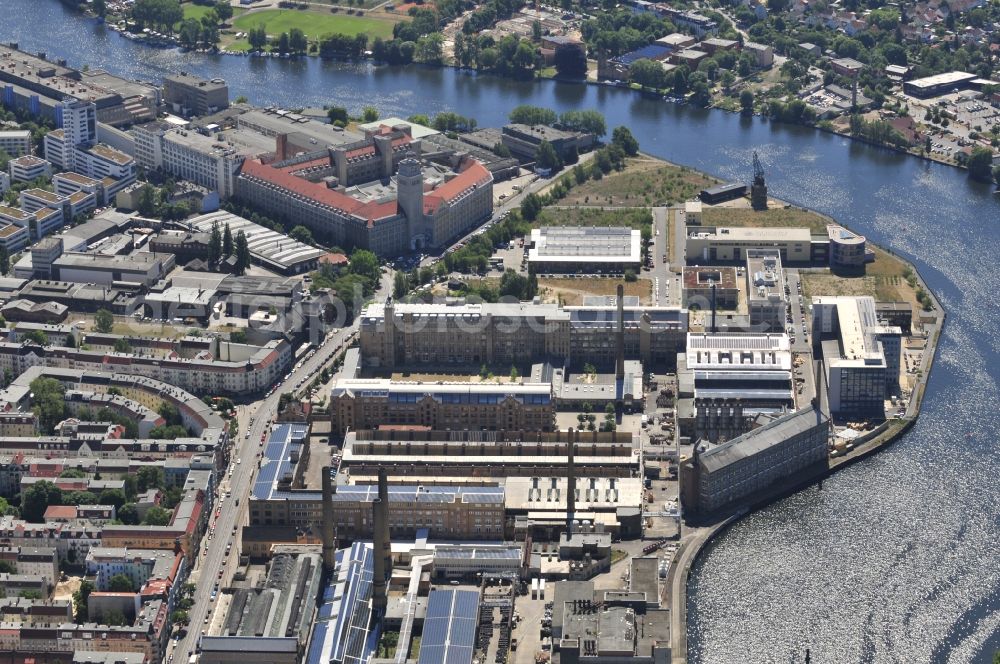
(163, 72), (229, 117)
(187, 210), (326, 274)
(249, 425), (507, 539)
(358, 298), (688, 371)
(812, 296), (902, 417)
(527, 226), (642, 274)
(340, 428), (638, 480)
(903, 71), (978, 98)
(330, 373), (555, 437)
(551, 580), (671, 663)
(698, 182), (746, 204)
(198, 551), (322, 664)
(745, 248), (787, 332)
(680, 404), (830, 514)
(677, 332), (794, 442)
(682, 266), (739, 309)
(686, 225), (825, 264)
(499, 123), (596, 163)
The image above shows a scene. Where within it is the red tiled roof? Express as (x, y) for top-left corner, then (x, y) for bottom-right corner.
(321, 252), (348, 265)
(43, 506), (78, 520)
(240, 154), (489, 227)
(424, 160), (492, 215)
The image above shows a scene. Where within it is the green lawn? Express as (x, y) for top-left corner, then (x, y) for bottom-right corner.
(232, 8), (396, 40)
(181, 3), (216, 22)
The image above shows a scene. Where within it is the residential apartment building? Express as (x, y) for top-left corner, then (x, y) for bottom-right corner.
(0, 336), (292, 397)
(680, 404), (830, 513)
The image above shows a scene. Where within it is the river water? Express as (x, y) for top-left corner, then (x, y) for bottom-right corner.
(6, 3), (1000, 661)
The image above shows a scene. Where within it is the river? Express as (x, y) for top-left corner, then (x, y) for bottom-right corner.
(6, 2), (1000, 661)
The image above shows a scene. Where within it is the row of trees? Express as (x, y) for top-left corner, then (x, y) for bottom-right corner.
(508, 106), (607, 137)
(207, 219), (252, 274)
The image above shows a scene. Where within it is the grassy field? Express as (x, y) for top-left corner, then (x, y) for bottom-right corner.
(232, 8), (397, 40)
(538, 207), (652, 230)
(701, 205), (832, 233)
(181, 2), (216, 22)
(538, 277), (651, 306)
(800, 246), (923, 312)
(560, 157), (718, 207)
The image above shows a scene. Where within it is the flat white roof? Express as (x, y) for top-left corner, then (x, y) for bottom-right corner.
(528, 226), (641, 263)
(687, 226), (812, 242)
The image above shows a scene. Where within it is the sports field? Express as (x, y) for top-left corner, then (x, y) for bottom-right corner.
(232, 8), (397, 40)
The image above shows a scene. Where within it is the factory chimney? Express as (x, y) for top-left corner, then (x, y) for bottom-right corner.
(321, 466), (337, 573)
(372, 497), (388, 612)
(371, 468), (392, 613)
(566, 427), (576, 534)
(615, 284), (625, 381)
(710, 281), (718, 334)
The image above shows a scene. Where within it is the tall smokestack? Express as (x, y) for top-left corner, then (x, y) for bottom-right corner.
(371, 497), (388, 612)
(616, 284), (625, 381)
(710, 282), (718, 334)
(321, 466), (336, 573)
(566, 427), (576, 534)
(376, 468), (392, 575)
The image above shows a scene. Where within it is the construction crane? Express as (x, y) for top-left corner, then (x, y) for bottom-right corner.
(751, 150), (768, 211)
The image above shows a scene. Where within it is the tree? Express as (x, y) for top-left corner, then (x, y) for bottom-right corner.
(208, 219), (222, 264)
(94, 308), (114, 333)
(289, 27), (308, 53)
(30, 377), (66, 434)
(348, 249), (380, 282)
(521, 193), (543, 221)
(535, 140), (563, 172)
(361, 106), (379, 123)
(143, 506), (172, 526)
(630, 58), (665, 90)
(327, 106), (349, 125)
(92, 0), (107, 17)
(415, 33), (444, 64)
(99, 489), (127, 509)
(234, 230), (251, 275)
(290, 225), (315, 246)
(22, 480), (62, 523)
(967, 147), (995, 182)
(103, 609), (127, 626)
(247, 25), (268, 51)
(222, 223), (233, 258)
(117, 503), (139, 525)
(179, 18), (201, 48)
(393, 271), (409, 298)
(113, 338), (132, 354)
(24, 329), (48, 346)
(108, 574), (135, 593)
(137, 466), (165, 493)
(171, 610), (189, 625)
(553, 44), (587, 79)
(60, 468), (87, 479)
(559, 110), (606, 137)
(0, 245), (8, 276)
(740, 89), (755, 116)
(73, 580), (94, 622)
(611, 126), (639, 156)
(509, 105), (557, 126)
(214, 1), (233, 21)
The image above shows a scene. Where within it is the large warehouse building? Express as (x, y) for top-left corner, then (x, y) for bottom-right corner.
(527, 226), (642, 274)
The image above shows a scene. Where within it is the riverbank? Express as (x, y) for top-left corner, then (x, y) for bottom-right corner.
(71, 2), (997, 185)
(668, 244), (946, 664)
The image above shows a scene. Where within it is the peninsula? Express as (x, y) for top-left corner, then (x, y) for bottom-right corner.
(0, 37), (947, 664)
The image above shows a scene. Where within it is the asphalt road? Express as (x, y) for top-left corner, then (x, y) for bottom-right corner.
(171, 315), (370, 660)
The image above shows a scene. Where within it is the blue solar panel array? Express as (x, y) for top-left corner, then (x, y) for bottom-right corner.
(306, 543), (376, 664)
(417, 589), (480, 664)
(252, 424), (309, 500)
(612, 42), (672, 66)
